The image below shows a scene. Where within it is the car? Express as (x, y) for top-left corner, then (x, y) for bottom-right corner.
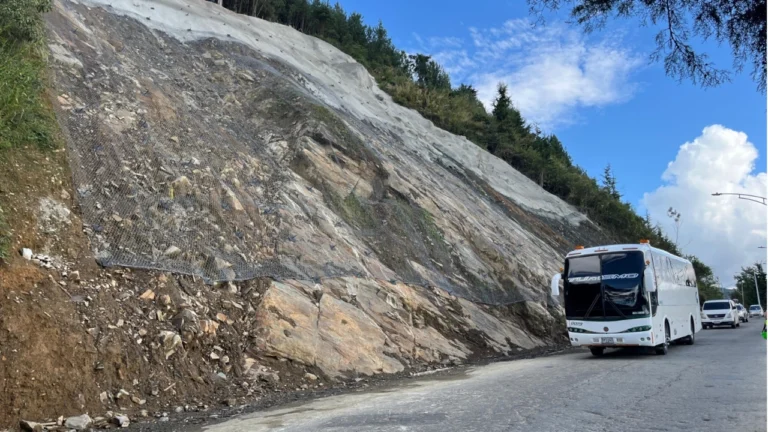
(749, 305), (764, 318)
(701, 299), (739, 329)
(735, 304), (749, 322)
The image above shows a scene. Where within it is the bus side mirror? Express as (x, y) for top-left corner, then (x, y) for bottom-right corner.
(550, 273), (562, 297)
(644, 267), (656, 292)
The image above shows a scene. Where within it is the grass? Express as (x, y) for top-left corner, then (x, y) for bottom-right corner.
(341, 193), (376, 228)
(0, 42), (55, 151)
(0, 0), (56, 258)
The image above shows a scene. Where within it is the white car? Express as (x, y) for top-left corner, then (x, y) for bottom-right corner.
(749, 305), (764, 318)
(701, 299), (739, 329)
(735, 304), (749, 322)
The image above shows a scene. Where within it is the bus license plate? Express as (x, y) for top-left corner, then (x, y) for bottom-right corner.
(601, 337), (614, 344)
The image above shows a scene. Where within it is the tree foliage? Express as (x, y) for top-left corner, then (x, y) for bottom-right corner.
(210, 0), (715, 269)
(527, 0), (767, 93)
(601, 164), (620, 200)
(688, 255), (722, 304)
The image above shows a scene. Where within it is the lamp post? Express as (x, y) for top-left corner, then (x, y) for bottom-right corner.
(711, 192), (767, 205)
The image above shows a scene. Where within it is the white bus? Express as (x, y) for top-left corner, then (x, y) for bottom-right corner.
(550, 240), (702, 356)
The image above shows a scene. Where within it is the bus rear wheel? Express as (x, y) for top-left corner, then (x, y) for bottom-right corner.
(684, 319), (695, 345)
(590, 347), (604, 357)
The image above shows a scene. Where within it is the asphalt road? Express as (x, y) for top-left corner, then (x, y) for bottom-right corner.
(202, 324), (767, 432)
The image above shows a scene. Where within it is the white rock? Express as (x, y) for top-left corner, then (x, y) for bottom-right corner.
(164, 246), (182, 257)
(64, 414), (93, 430)
(21, 248), (33, 260)
(113, 414), (130, 428)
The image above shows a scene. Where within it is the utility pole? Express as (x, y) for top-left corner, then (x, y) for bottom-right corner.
(753, 272), (761, 309)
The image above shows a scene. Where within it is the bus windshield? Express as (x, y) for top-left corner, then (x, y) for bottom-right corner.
(564, 251), (649, 320)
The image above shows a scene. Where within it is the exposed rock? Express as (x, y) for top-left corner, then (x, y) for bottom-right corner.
(254, 281), (403, 377)
(113, 414), (130, 428)
(37, 197), (71, 234)
(304, 372), (318, 381)
(19, 420), (43, 432)
(172, 308), (200, 336)
(200, 319), (219, 335)
(171, 176), (192, 196)
(254, 370), (279, 386)
(220, 186), (244, 212)
(21, 248), (33, 260)
(214, 257), (232, 270)
(159, 330), (182, 358)
(164, 245), (182, 257)
(64, 414), (93, 430)
(237, 71), (254, 82)
(139, 289), (156, 300)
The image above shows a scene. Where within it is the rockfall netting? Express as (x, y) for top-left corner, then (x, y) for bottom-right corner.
(48, 4), (563, 306)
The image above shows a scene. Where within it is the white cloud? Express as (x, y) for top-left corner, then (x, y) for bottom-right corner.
(414, 19), (643, 130)
(642, 125), (767, 286)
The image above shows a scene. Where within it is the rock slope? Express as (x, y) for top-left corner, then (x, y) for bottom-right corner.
(48, 0), (608, 306)
(0, 0), (614, 426)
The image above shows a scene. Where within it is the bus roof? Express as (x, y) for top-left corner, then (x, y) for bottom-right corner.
(565, 243), (691, 264)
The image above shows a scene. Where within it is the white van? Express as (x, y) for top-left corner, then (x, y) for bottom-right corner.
(701, 299), (739, 329)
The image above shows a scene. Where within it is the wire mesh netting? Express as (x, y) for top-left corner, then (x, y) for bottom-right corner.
(49, 13), (555, 307)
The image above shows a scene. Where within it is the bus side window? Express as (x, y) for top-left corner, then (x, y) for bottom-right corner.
(686, 264), (696, 287)
(653, 254), (666, 287)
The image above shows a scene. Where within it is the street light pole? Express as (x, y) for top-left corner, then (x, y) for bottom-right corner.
(711, 192), (767, 205)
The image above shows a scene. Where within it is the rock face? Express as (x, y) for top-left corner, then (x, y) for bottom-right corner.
(40, 0), (603, 385)
(46, 0), (610, 307)
(252, 278), (547, 377)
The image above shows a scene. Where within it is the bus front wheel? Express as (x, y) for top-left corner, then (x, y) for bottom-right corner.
(590, 347), (604, 357)
(655, 323), (670, 355)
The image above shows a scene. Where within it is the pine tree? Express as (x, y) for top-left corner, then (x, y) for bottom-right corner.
(491, 83), (511, 123)
(601, 164), (620, 200)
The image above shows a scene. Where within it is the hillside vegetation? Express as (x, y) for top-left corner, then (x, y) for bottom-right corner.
(0, 0), (57, 258)
(212, 0), (721, 297)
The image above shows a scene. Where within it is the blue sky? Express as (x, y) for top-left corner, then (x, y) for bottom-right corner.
(338, 0), (766, 285)
(339, 0), (765, 204)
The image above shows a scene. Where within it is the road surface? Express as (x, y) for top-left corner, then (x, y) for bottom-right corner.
(202, 325), (766, 432)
